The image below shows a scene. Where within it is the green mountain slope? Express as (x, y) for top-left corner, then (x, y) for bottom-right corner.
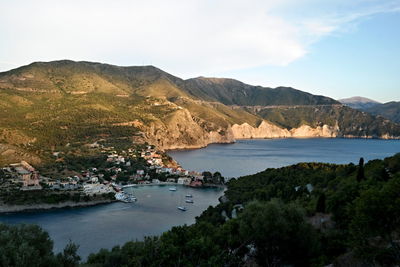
(365, 101), (400, 123)
(251, 105), (399, 137)
(0, 60), (399, 165)
(183, 77), (338, 106)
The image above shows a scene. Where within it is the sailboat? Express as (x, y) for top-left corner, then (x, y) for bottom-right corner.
(177, 194), (187, 211)
(185, 193), (193, 203)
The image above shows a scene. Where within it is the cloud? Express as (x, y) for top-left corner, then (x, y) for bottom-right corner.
(0, 0), (399, 77)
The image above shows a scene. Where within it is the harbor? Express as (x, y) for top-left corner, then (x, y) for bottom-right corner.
(0, 184), (224, 259)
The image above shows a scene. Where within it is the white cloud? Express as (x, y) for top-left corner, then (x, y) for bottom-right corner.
(0, 0), (399, 77)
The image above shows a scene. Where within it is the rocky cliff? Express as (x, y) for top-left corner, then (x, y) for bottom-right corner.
(142, 109), (235, 150)
(231, 120), (339, 140)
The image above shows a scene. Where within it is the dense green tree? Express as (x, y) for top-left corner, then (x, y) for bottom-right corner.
(238, 200), (320, 266)
(201, 171), (212, 183)
(0, 224), (56, 267)
(316, 193), (326, 213)
(0, 224), (80, 267)
(350, 176), (400, 264)
(357, 157), (365, 182)
(212, 171), (223, 184)
(57, 241), (81, 267)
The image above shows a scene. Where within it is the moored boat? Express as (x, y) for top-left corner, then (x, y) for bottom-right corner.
(115, 192), (137, 203)
(177, 206), (187, 211)
(122, 184), (137, 188)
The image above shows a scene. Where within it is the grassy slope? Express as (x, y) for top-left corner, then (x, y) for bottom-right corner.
(0, 60), (399, 165)
(182, 77), (339, 106)
(0, 61), (262, 164)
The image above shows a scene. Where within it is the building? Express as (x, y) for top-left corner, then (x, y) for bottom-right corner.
(13, 161), (41, 189)
(189, 180), (203, 187)
(177, 177), (192, 185)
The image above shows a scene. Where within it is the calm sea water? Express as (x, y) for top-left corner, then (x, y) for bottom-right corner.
(168, 138), (400, 178)
(0, 185), (224, 259)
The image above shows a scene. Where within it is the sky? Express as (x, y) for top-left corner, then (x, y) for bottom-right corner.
(0, 0), (399, 102)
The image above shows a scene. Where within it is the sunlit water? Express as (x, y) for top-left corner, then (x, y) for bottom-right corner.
(168, 138), (400, 178)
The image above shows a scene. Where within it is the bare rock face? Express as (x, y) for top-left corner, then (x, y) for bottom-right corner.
(290, 124), (339, 138)
(143, 109), (235, 150)
(231, 121), (339, 139)
(143, 112), (341, 150)
(231, 121), (290, 139)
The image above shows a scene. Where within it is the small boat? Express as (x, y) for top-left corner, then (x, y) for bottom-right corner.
(122, 184), (137, 188)
(185, 199), (193, 203)
(169, 187), (177, 191)
(115, 192), (137, 203)
(185, 194), (193, 198)
(177, 206), (187, 211)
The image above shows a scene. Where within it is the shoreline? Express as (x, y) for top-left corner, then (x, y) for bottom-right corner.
(0, 199), (116, 214)
(123, 181), (226, 189)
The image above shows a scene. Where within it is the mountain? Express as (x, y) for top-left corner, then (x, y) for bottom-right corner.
(1, 60), (399, 165)
(183, 77), (338, 106)
(364, 101), (400, 123)
(339, 96), (381, 110)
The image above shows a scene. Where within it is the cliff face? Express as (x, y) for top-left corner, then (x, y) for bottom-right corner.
(144, 114), (341, 150)
(231, 121), (339, 139)
(143, 109), (235, 150)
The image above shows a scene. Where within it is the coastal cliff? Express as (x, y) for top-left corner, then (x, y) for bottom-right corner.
(231, 121), (339, 139)
(144, 109), (235, 150)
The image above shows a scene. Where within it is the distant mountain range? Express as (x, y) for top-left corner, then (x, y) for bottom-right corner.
(339, 96), (400, 123)
(338, 96), (381, 110)
(1, 60), (399, 165)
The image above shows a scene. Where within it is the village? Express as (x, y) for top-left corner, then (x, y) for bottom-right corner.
(0, 144), (224, 205)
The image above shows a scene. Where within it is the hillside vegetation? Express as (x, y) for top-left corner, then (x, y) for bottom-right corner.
(1, 60), (399, 166)
(365, 101), (400, 123)
(183, 77), (338, 106)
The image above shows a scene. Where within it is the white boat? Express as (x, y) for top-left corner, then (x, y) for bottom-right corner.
(177, 206), (187, 211)
(169, 187), (177, 191)
(185, 194), (193, 198)
(115, 192), (125, 200)
(122, 184), (137, 188)
(185, 199), (193, 203)
(115, 192), (137, 203)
